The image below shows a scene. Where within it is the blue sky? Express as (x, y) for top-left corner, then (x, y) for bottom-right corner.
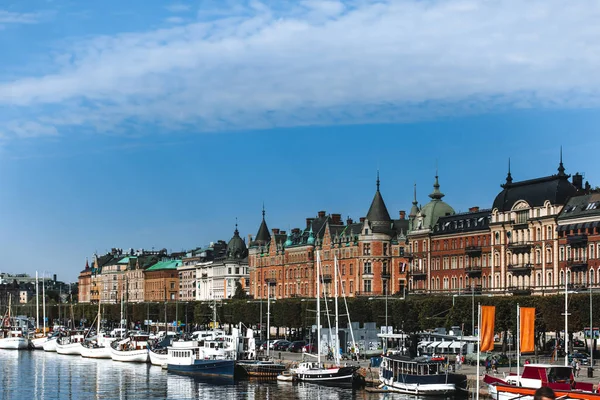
(1, 0), (599, 282)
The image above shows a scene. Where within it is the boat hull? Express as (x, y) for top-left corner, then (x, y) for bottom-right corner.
(56, 342), (82, 355)
(236, 360), (287, 379)
(80, 344), (111, 359)
(42, 338), (57, 352)
(168, 359), (235, 379)
(295, 366), (361, 387)
(0, 337), (29, 350)
(31, 337), (49, 350)
(110, 347), (149, 363)
(149, 349), (168, 366)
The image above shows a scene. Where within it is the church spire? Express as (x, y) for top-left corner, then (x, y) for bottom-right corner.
(557, 146), (566, 176)
(376, 170), (380, 192)
(409, 183), (419, 219)
(505, 158), (513, 185)
(428, 169), (445, 201)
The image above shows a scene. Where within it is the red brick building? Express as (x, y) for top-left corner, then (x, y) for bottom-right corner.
(248, 177), (411, 300)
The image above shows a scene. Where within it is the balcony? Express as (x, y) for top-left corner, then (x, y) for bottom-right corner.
(362, 270), (374, 277)
(355, 291), (379, 297)
(381, 269), (391, 279)
(463, 285), (482, 295)
(513, 222), (529, 230)
(508, 241), (533, 254)
(567, 234), (588, 248)
(321, 274), (332, 283)
(507, 263), (534, 275)
(508, 286), (532, 296)
(411, 269), (427, 280)
(465, 265), (482, 277)
(265, 277), (277, 285)
(568, 259), (588, 272)
(465, 246), (482, 256)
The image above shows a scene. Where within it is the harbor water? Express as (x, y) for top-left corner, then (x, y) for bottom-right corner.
(0, 350), (438, 400)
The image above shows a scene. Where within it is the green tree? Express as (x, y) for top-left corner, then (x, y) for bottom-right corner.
(232, 281), (248, 300)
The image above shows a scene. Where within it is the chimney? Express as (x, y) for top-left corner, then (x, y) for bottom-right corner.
(318, 211), (326, 218)
(399, 210), (406, 220)
(359, 217), (366, 223)
(306, 218), (315, 228)
(346, 217), (353, 225)
(272, 228), (280, 235)
(331, 213), (342, 224)
(469, 206), (480, 213)
(572, 173), (583, 190)
(292, 228), (301, 234)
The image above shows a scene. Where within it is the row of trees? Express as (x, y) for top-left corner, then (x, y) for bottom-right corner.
(17, 292), (597, 352)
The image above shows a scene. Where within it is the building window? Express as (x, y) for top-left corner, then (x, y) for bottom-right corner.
(363, 244), (371, 255)
(350, 281), (354, 293)
(383, 243), (389, 256)
(363, 262), (372, 275)
(342, 264), (346, 275)
(517, 210), (528, 224)
(349, 264), (354, 275)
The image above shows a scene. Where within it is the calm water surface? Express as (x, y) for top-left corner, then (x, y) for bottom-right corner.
(0, 350), (422, 400)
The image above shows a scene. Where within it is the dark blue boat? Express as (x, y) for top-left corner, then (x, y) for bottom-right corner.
(166, 339), (237, 379)
(168, 358), (235, 379)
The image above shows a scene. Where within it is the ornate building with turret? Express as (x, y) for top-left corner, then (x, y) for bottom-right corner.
(248, 177), (411, 300)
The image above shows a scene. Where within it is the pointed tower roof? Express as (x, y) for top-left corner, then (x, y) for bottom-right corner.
(428, 167), (445, 200)
(251, 206), (271, 247)
(409, 183), (419, 218)
(557, 146), (567, 177)
(418, 171), (455, 229)
(366, 171), (392, 234)
(226, 221), (248, 260)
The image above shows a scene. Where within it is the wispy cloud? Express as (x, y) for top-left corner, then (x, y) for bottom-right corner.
(1, 0), (600, 138)
(165, 16), (185, 24)
(166, 3), (191, 13)
(0, 9), (40, 24)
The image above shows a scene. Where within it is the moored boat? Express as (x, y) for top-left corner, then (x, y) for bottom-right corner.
(110, 333), (149, 363)
(484, 363), (599, 400)
(56, 331), (85, 355)
(166, 339), (235, 379)
(379, 354), (467, 395)
(0, 329), (29, 350)
(236, 359), (287, 379)
(42, 336), (58, 352)
(276, 370), (297, 382)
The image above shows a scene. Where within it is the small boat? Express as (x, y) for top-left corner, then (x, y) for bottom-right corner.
(56, 331), (85, 355)
(42, 336), (58, 352)
(0, 297), (30, 350)
(484, 363), (599, 400)
(276, 370), (297, 382)
(31, 335), (51, 350)
(80, 333), (115, 359)
(110, 332), (150, 363)
(149, 334), (176, 367)
(379, 354), (467, 395)
(167, 339), (236, 379)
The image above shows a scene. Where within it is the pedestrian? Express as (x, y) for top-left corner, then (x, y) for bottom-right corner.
(575, 360), (581, 377)
(534, 386), (556, 400)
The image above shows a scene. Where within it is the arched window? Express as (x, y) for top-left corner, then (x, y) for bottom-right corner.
(560, 270), (564, 285)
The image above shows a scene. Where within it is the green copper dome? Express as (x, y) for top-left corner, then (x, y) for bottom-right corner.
(226, 224), (248, 260)
(417, 174), (455, 230)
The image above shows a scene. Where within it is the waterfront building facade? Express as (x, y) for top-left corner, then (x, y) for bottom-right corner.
(429, 207), (492, 294)
(557, 188), (600, 289)
(144, 259), (181, 302)
(78, 260), (92, 303)
(489, 160), (580, 294)
(248, 178), (410, 300)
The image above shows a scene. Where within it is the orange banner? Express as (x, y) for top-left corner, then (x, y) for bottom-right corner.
(520, 307), (536, 353)
(480, 306), (496, 352)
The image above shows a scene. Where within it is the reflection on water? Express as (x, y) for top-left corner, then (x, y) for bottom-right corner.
(0, 350), (422, 400)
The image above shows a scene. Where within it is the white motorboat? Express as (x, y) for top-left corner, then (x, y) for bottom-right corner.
(110, 333), (149, 363)
(31, 335), (50, 350)
(80, 335), (115, 359)
(43, 336), (58, 352)
(56, 332), (85, 355)
(0, 296), (30, 350)
(276, 370), (296, 382)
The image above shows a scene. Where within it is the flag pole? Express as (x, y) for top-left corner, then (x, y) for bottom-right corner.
(517, 304), (520, 378)
(476, 302), (481, 400)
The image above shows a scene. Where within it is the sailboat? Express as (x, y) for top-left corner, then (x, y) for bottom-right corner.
(56, 304), (85, 355)
(109, 286), (149, 363)
(291, 251), (362, 386)
(0, 295), (29, 350)
(80, 301), (114, 359)
(31, 271), (50, 349)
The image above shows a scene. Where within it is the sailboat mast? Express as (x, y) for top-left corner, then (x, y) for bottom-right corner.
(97, 300), (101, 338)
(317, 250), (321, 366)
(565, 269), (569, 366)
(334, 255), (339, 366)
(267, 283), (271, 358)
(42, 274), (46, 334)
(36, 271), (39, 331)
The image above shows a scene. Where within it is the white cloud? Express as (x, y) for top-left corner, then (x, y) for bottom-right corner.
(0, 10), (40, 24)
(166, 16), (186, 24)
(166, 3), (191, 13)
(1, 0), (600, 138)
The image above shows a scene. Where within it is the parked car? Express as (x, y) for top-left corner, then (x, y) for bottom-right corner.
(259, 339), (278, 351)
(287, 340), (306, 353)
(569, 351), (590, 365)
(303, 343), (317, 354)
(273, 340), (292, 351)
(254, 340), (265, 350)
(268, 339), (286, 350)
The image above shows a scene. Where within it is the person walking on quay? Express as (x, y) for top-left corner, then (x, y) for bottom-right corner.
(534, 387), (556, 400)
(575, 360), (581, 377)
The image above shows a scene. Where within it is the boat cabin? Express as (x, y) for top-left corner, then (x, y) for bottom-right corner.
(505, 364), (574, 388)
(381, 355), (452, 380)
